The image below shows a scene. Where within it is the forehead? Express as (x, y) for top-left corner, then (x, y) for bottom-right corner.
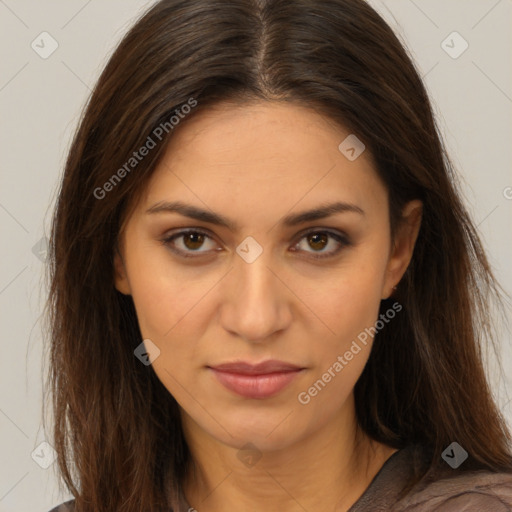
(164, 100), (362, 167)
(136, 101), (386, 220)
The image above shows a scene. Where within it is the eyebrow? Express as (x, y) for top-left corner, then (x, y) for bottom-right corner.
(145, 200), (364, 231)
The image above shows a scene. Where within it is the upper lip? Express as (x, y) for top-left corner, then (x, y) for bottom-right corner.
(209, 360), (303, 375)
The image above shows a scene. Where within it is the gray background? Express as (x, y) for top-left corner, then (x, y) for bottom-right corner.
(0, 1), (511, 510)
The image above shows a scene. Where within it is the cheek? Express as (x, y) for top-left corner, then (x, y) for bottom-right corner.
(295, 245), (389, 347)
(125, 244), (214, 339)
(127, 266), (209, 400)
(125, 249), (223, 399)
(293, 270), (385, 425)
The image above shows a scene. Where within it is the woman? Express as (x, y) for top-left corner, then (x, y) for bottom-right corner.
(45, 0), (512, 510)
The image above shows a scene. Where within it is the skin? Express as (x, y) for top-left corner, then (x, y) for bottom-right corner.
(114, 101), (422, 511)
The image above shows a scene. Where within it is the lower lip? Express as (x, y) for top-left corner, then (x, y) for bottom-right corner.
(209, 368), (303, 399)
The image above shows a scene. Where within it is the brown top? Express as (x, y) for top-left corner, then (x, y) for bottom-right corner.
(49, 443), (512, 511)
(347, 443), (512, 511)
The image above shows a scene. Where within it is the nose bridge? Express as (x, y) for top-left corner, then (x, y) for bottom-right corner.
(221, 244), (291, 342)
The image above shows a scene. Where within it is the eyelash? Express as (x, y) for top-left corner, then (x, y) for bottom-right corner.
(160, 228), (351, 260)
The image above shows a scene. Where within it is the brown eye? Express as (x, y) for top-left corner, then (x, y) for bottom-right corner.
(291, 229), (351, 259)
(183, 232), (206, 250)
(161, 229), (219, 258)
(307, 232), (329, 251)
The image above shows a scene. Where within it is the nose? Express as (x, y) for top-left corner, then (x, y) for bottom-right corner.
(219, 251), (293, 343)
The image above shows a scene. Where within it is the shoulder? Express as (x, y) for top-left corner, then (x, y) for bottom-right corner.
(360, 443), (512, 511)
(48, 499), (75, 512)
(397, 468), (512, 511)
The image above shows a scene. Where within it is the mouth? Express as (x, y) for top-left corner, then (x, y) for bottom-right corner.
(207, 360), (305, 399)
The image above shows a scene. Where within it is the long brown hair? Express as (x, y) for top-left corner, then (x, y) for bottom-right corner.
(43, 0), (512, 510)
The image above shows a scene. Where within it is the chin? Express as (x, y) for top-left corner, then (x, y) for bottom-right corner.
(213, 410), (306, 450)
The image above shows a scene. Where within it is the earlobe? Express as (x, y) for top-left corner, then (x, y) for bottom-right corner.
(382, 200), (423, 299)
(113, 246), (132, 295)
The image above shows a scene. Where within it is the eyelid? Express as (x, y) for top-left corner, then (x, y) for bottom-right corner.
(292, 226), (349, 242)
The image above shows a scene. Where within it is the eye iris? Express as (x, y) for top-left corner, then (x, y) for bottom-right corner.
(308, 233), (328, 251)
(184, 232), (204, 250)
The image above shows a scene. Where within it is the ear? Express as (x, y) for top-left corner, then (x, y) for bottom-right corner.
(382, 199), (422, 299)
(113, 243), (132, 295)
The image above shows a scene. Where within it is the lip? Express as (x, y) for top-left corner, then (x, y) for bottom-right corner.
(208, 360), (305, 399)
(210, 360), (302, 374)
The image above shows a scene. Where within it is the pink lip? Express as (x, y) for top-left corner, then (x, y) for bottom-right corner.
(208, 360), (304, 399)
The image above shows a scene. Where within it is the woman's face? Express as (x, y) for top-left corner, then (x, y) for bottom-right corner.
(114, 101), (420, 451)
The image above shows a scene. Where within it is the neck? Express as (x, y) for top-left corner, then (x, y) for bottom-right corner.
(181, 396), (397, 512)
